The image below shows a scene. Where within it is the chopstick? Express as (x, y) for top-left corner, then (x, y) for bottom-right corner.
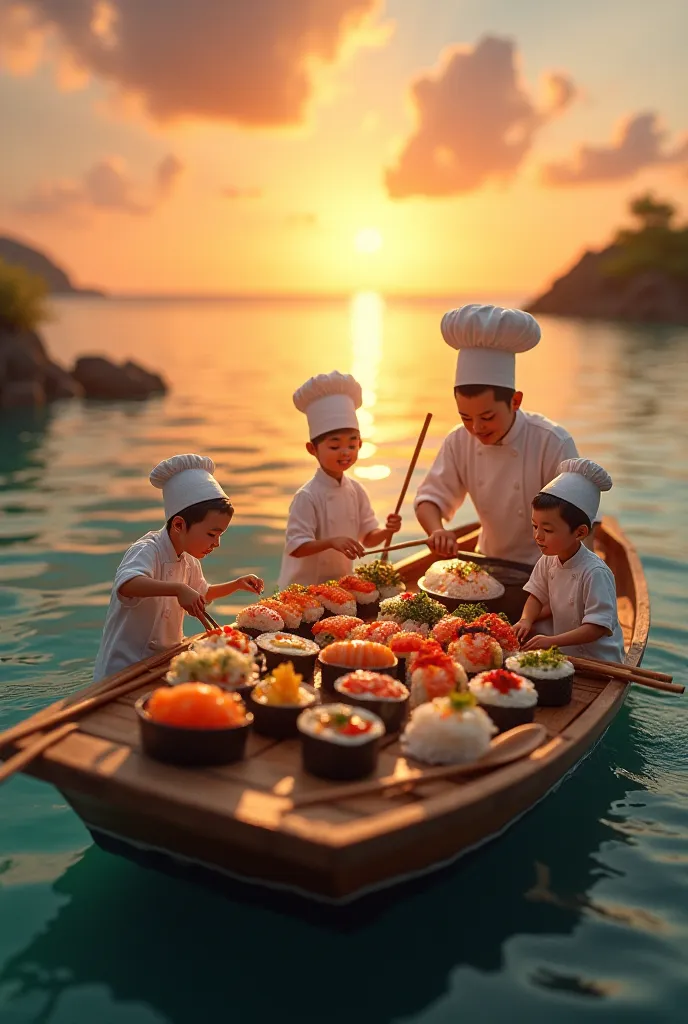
(380, 414), (432, 563)
(568, 656), (683, 695)
(570, 655), (673, 684)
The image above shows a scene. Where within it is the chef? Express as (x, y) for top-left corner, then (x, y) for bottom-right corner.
(415, 303), (581, 566)
(278, 371), (401, 588)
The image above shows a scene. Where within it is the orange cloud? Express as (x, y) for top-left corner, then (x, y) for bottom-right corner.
(16, 154), (184, 216)
(541, 112), (688, 186)
(0, 0), (386, 127)
(222, 186), (263, 200)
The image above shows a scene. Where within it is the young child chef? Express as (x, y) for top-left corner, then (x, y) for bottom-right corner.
(93, 454), (263, 681)
(278, 371), (401, 588)
(415, 303), (582, 566)
(514, 458), (624, 661)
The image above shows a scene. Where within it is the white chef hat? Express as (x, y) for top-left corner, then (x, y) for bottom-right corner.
(441, 304), (541, 388)
(149, 454), (230, 520)
(540, 458), (612, 523)
(293, 371), (362, 440)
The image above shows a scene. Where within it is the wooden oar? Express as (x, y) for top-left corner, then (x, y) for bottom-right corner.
(568, 656), (683, 695)
(291, 722), (546, 809)
(380, 413), (432, 563)
(366, 525), (483, 559)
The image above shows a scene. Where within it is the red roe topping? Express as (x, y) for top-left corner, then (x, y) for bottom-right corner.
(481, 669), (524, 693)
(339, 671), (406, 698)
(471, 614), (520, 652)
(388, 632), (427, 654)
(432, 616), (466, 647)
(308, 584), (356, 604)
(338, 575), (377, 594)
(205, 626), (252, 653)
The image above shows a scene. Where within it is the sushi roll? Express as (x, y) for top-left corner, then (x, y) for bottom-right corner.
(256, 631), (319, 680)
(469, 669), (537, 733)
(378, 592), (447, 634)
(277, 586), (325, 637)
(192, 625), (258, 658)
(469, 613), (520, 659)
(166, 646), (258, 701)
(449, 633), (503, 676)
(256, 598), (303, 633)
(308, 584), (357, 618)
(409, 650), (468, 708)
(248, 662), (318, 739)
(297, 703), (384, 781)
(311, 615), (363, 648)
(317, 639), (398, 695)
(354, 559), (405, 600)
(137, 683), (252, 766)
(401, 690), (496, 765)
(350, 620), (402, 644)
(236, 604), (284, 638)
(387, 631), (433, 684)
(420, 559), (505, 605)
(334, 670), (409, 734)
(505, 648), (574, 706)
(431, 615), (467, 649)
(337, 575), (380, 620)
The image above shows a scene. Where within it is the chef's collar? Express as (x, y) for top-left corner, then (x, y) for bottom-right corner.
(158, 526), (183, 562)
(315, 466), (347, 489)
(555, 543), (587, 571)
(495, 408), (526, 447)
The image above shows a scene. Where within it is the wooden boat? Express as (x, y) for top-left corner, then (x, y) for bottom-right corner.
(3, 517), (649, 904)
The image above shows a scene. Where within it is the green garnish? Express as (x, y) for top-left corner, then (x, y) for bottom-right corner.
(355, 559), (404, 589)
(449, 602), (488, 622)
(445, 560), (493, 579)
(516, 646), (569, 668)
(449, 690), (477, 710)
(379, 592), (446, 626)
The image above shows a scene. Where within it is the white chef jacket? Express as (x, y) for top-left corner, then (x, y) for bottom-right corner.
(93, 528), (208, 682)
(414, 409), (578, 565)
(278, 467), (379, 588)
(524, 544), (625, 662)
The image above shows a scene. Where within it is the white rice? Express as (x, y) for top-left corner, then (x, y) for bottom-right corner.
(319, 596), (357, 616)
(302, 606), (325, 623)
(449, 633), (503, 674)
(236, 605), (284, 632)
(257, 632), (318, 656)
(353, 590), (380, 606)
(401, 697), (496, 764)
(410, 661), (468, 709)
(469, 672), (537, 708)
(422, 560), (505, 600)
(379, 584), (405, 600)
(505, 654), (574, 680)
(297, 703), (385, 745)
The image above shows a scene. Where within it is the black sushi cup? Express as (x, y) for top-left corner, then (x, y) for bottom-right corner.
(317, 653), (399, 697)
(236, 625), (265, 640)
(526, 672), (574, 707)
(355, 598), (380, 622)
(136, 692), (252, 766)
(476, 701), (535, 734)
(256, 633), (318, 682)
(334, 675), (409, 734)
(297, 704), (384, 781)
(248, 683), (318, 739)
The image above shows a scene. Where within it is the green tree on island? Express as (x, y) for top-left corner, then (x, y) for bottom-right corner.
(605, 193), (688, 279)
(0, 257), (49, 332)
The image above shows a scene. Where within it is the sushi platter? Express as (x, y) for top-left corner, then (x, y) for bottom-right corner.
(0, 518), (655, 903)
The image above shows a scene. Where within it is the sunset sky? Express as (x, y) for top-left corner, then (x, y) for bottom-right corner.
(1, 0), (686, 296)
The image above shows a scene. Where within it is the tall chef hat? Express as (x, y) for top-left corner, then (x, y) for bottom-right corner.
(441, 303), (541, 389)
(293, 371), (362, 440)
(539, 458), (612, 523)
(149, 454), (230, 521)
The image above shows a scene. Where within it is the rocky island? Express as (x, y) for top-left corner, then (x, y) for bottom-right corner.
(527, 194), (688, 326)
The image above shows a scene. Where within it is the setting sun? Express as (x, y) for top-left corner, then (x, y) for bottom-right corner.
(354, 228), (383, 254)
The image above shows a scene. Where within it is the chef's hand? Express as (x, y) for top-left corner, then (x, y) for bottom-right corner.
(513, 618), (534, 643)
(523, 634), (552, 651)
(175, 583), (207, 619)
(330, 536), (366, 559)
(234, 574), (264, 595)
(426, 529), (457, 556)
(385, 513), (402, 535)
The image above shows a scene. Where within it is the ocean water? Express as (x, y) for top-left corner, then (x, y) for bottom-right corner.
(0, 295), (687, 1024)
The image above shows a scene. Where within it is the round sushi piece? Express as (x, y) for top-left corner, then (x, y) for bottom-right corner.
(256, 598), (302, 632)
(248, 662), (318, 739)
(277, 587), (325, 636)
(137, 684), (252, 766)
(334, 670), (409, 733)
(350, 620), (402, 644)
(354, 560), (405, 601)
(166, 646), (258, 702)
(337, 575), (380, 621)
(505, 648), (574, 706)
(311, 615), (363, 648)
(297, 703), (384, 781)
(378, 592), (447, 634)
(192, 625), (258, 659)
(317, 639), (398, 695)
(431, 615), (467, 649)
(449, 632), (503, 676)
(236, 604), (284, 638)
(308, 584), (357, 618)
(470, 613), (520, 659)
(420, 559), (505, 603)
(387, 631), (434, 684)
(469, 669), (537, 733)
(401, 691), (496, 765)
(256, 631), (319, 680)
(409, 650), (468, 708)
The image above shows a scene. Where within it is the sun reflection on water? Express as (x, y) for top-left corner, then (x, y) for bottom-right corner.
(350, 291), (390, 481)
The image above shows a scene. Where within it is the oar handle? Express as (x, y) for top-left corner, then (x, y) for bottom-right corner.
(381, 413), (432, 563)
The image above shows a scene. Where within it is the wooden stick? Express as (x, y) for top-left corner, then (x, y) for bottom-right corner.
(380, 413), (432, 563)
(569, 658), (683, 695)
(0, 664), (170, 753)
(0, 723), (81, 785)
(84, 635), (200, 700)
(569, 655), (673, 684)
(364, 537), (432, 557)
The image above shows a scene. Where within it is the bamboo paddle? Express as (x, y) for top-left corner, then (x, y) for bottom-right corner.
(291, 722), (547, 809)
(380, 413), (432, 563)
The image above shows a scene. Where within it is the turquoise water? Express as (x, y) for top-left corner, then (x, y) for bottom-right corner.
(1, 296), (687, 1023)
